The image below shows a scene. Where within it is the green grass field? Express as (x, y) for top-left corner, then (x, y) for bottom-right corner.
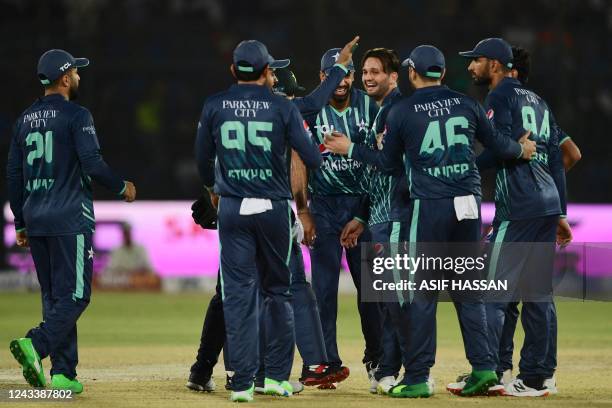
(1, 292), (612, 407)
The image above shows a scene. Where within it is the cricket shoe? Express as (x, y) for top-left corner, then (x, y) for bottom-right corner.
(185, 372), (215, 392)
(447, 372), (505, 396)
(317, 382), (337, 389)
(263, 378), (293, 397)
(230, 384), (254, 403)
(376, 376), (397, 395)
(544, 376), (558, 394)
(255, 380), (303, 395)
(501, 369), (513, 385)
(365, 361), (379, 394)
(290, 381), (304, 394)
(299, 364), (349, 386)
(51, 374), (83, 394)
(505, 378), (549, 397)
(9, 338), (46, 388)
(388, 379), (434, 398)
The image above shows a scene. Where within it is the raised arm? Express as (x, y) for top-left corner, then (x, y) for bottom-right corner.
(293, 65), (348, 116)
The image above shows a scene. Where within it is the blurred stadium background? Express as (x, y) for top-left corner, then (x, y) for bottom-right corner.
(1, 1), (612, 406)
(1, 0), (610, 201)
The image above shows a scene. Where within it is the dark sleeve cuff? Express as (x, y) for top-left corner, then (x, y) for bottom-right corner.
(333, 63), (349, 75)
(353, 216), (366, 225)
(516, 143), (524, 159)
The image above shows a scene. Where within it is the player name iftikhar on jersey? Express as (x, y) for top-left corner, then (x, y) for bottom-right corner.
(305, 88), (379, 196)
(483, 77), (566, 221)
(7, 94), (125, 236)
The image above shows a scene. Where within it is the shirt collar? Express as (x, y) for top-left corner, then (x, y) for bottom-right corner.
(411, 84), (447, 97)
(230, 83), (273, 94)
(501, 76), (521, 86)
(382, 87), (402, 107)
(40, 93), (67, 102)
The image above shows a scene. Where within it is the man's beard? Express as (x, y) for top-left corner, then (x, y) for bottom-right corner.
(373, 82), (390, 100)
(409, 77), (417, 90)
(331, 85), (350, 103)
(472, 75), (491, 86)
(68, 83), (79, 100)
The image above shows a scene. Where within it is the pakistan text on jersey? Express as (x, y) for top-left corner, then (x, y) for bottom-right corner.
(413, 97), (462, 118)
(227, 168), (273, 181)
(222, 100), (271, 118)
(22, 110), (58, 128)
(321, 157), (363, 172)
(25, 178), (55, 192)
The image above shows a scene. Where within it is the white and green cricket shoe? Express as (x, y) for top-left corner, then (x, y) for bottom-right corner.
(289, 380), (304, 394)
(257, 380), (303, 395)
(376, 376), (397, 395)
(263, 378), (293, 397)
(230, 384), (254, 402)
(9, 338), (46, 388)
(51, 374), (83, 394)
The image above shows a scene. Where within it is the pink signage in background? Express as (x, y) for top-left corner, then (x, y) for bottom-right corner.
(480, 203), (612, 242)
(4, 202), (612, 277)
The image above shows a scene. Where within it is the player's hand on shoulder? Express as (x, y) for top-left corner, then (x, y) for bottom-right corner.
(123, 181), (136, 202)
(16, 230), (29, 248)
(337, 35), (360, 67)
(519, 130), (537, 160)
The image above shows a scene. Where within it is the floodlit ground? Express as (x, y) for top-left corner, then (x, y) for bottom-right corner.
(1, 292), (611, 407)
